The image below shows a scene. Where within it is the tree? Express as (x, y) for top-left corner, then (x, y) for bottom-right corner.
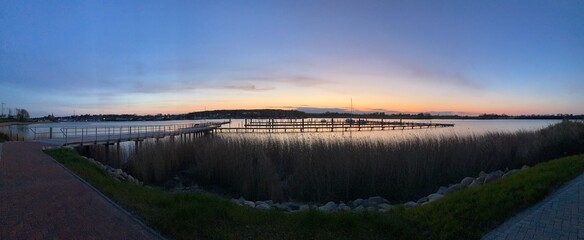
(16, 108), (30, 121)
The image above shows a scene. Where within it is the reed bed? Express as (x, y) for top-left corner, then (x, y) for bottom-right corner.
(96, 120), (584, 202)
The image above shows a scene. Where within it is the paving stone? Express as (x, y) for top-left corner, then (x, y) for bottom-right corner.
(0, 142), (162, 239)
(482, 172), (584, 239)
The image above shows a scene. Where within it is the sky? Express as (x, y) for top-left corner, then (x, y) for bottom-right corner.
(1, 0), (583, 117)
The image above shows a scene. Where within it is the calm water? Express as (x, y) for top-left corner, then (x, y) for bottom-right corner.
(218, 119), (562, 142)
(1, 119), (562, 141)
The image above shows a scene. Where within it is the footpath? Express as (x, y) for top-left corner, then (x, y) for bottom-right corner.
(0, 142), (162, 239)
(482, 171), (584, 239)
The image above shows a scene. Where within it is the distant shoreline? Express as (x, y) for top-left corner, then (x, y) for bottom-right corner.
(0, 122), (33, 127)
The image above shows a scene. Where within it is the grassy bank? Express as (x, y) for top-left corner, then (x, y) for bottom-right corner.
(47, 148), (584, 239)
(107, 120), (584, 202)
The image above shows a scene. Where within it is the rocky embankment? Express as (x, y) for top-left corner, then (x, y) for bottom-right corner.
(68, 146), (530, 213)
(231, 165), (530, 213)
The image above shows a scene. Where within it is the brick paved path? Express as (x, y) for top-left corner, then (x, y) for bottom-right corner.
(482, 172), (584, 240)
(0, 142), (162, 240)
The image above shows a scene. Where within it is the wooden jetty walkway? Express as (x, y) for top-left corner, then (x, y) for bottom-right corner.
(31, 121), (229, 146)
(217, 118), (454, 133)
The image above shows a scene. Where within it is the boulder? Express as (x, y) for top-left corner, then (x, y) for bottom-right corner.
(437, 186), (449, 195)
(468, 179), (482, 188)
(447, 183), (466, 194)
(338, 203), (351, 211)
(521, 165), (530, 170)
(478, 171), (487, 178)
(427, 193), (444, 203)
(242, 200), (255, 208)
(403, 201), (419, 208)
(299, 205), (310, 212)
(255, 200), (273, 207)
(318, 201), (338, 212)
(367, 196), (390, 205)
(502, 169), (520, 178)
(475, 175), (486, 184)
(416, 197), (429, 204)
(460, 177), (475, 187)
(353, 206), (365, 212)
(378, 203), (392, 211)
(484, 170), (504, 184)
(231, 198), (242, 205)
(352, 198), (364, 207)
(274, 203), (289, 210)
(366, 206), (377, 212)
(255, 203), (271, 210)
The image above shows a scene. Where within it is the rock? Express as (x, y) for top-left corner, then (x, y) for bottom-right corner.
(352, 198), (364, 207)
(460, 177), (475, 187)
(437, 186), (448, 195)
(378, 203), (392, 211)
(127, 175), (135, 183)
(521, 165), (530, 170)
(416, 197), (429, 204)
(427, 193), (444, 203)
(366, 206), (377, 212)
(478, 171), (487, 178)
(503, 169), (520, 178)
(468, 179), (482, 188)
(274, 203), (289, 210)
(299, 205), (310, 212)
(353, 206), (365, 212)
(475, 175), (486, 184)
(338, 203), (351, 211)
(318, 201), (338, 212)
(115, 168), (123, 175)
(242, 200), (255, 208)
(255, 200), (272, 207)
(447, 183), (466, 194)
(403, 201), (419, 208)
(484, 170), (504, 184)
(367, 196), (390, 205)
(256, 203), (271, 210)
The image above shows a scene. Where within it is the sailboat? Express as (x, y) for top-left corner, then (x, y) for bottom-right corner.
(345, 98), (355, 124)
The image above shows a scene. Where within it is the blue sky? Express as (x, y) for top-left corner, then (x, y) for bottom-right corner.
(1, 0), (583, 117)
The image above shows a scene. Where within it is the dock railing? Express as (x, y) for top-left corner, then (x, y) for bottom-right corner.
(28, 121), (228, 145)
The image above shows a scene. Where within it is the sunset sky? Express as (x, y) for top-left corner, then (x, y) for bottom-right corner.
(1, 1), (583, 117)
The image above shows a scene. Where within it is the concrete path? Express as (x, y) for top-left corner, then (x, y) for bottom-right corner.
(0, 142), (162, 240)
(482, 172), (584, 240)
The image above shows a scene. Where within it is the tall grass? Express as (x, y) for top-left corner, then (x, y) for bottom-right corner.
(96, 120), (584, 202)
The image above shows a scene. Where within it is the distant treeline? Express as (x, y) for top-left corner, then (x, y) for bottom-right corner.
(36, 109), (584, 122)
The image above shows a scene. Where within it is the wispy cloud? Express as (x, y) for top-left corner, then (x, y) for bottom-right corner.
(222, 83), (275, 91)
(399, 63), (484, 90)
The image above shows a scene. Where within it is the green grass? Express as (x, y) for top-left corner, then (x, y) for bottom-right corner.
(46, 148), (584, 239)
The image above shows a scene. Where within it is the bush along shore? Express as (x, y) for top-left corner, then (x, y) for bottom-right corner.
(79, 120), (584, 204)
(67, 148), (532, 213)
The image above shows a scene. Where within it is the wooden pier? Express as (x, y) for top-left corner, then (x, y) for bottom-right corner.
(217, 118), (454, 133)
(32, 121), (229, 146)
